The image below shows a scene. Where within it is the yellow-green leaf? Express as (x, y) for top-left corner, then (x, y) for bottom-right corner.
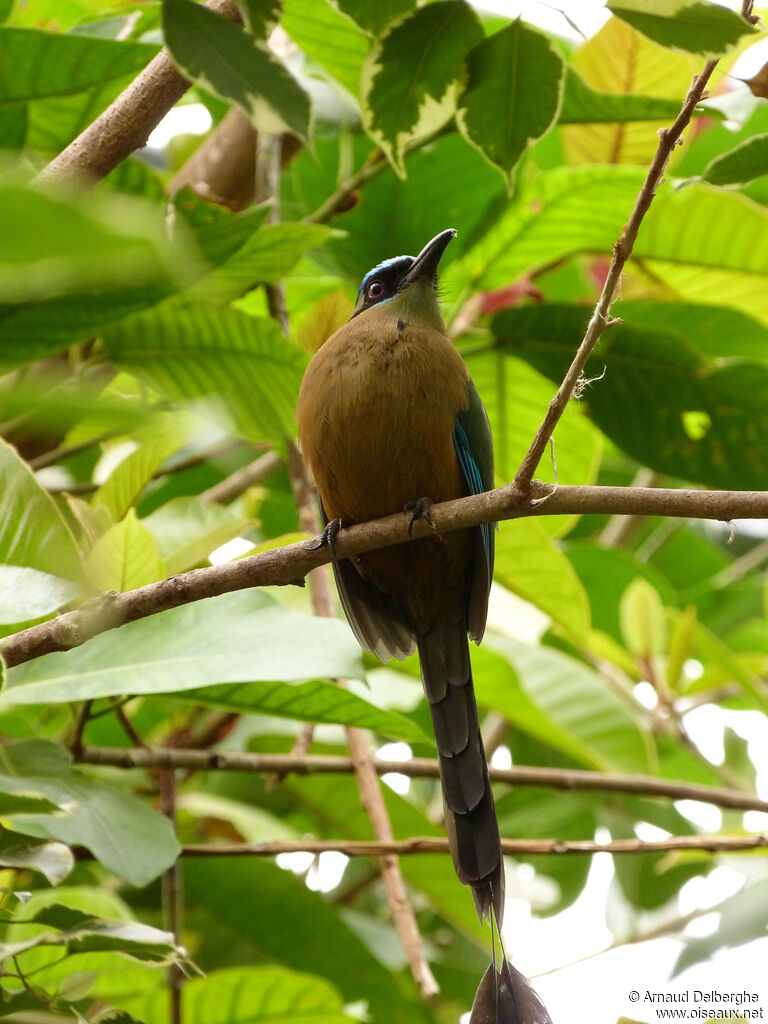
(84, 510), (164, 593)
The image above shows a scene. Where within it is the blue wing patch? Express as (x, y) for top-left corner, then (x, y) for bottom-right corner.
(453, 419), (493, 577)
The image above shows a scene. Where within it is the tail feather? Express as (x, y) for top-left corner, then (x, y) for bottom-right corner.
(470, 960), (553, 1024)
(418, 620), (505, 926)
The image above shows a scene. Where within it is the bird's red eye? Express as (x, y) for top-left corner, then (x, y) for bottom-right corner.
(367, 280), (384, 299)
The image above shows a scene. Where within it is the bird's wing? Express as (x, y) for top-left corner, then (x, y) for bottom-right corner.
(453, 379), (495, 643)
(318, 498), (416, 662)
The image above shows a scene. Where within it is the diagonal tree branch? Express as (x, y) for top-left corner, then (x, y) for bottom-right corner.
(35, 0), (242, 186)
(3, 482), (767, 669)
(513, 60), (719, 490)
(75, 747), (768, 814)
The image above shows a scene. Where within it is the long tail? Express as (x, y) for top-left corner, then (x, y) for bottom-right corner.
(418, 618), (505, 926)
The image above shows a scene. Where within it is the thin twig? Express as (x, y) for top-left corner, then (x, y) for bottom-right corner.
(303, 129), (447, 226)
(69, 700), (93, 758)
(35, 0), (242, 185)
(531, 904), (719, 979)
(255, 133), (290, 334)
(115, 704), (146, 748)
(74, 747), (768, 815)
(286, 445), (439, 1000)
(46, 438), (244, 497)
(513, 61), (719, 490)
(200, 451), (282, 504)
(28, 431), (116, 471)
(4, 482), (767, 669)
(177, 834), (768, 857)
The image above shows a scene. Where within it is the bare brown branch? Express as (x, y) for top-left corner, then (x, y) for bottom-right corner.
(178, 834), (768, 857)
(4, 482), (767, 669)
(35, 0), (242, 186)
(513, 62), (719, 490)
(75, 747), (768, 815)
(200, 451), (282, 504)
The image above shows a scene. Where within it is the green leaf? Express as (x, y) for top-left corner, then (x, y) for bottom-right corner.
(565, 543), (677, 644)
(5, 591), (363, 705)
(468, 647), (599, 768)
(0, 439), (81, 579)
(485, 638), (651, 772)
(619, 300), (768, 363)
(703, 133), (768, 185)
(493, 519), (591, 640)
(123, 965), (355, 1024)
(182, 858), (422, 1024)
(93, 424), (189, 522)
(562, 16), (695, 167)
(0, 201), (270, 366)
(0, 912), (182, 964)
(0, 567), (80, 625)
(142, 497), (250, 575)
(181, 679), (428, 743)
(0, 28), (156, 102)
(491, 304), (768, 490)
(163, 0), (311, 142)
(0, 833), (74, 885)
(85, 511), (164, 593)
(194, 223), (332, 303)
(608, 803), (705, 911)
(282, 0), (368, 97)
(619, 579), (667, 658)
(494, 788), (594, 913)
(456, 20), (564, 189)
(265, 762), (486, 943)
(59, 971), (98, 1002)
(445, 165), (640, 299)
(0, 740), (179, 886)
(691, 618), (768, 712)
(0, 103), (27, 147)
(238, 0), (281, 38)
(1, 887), (161, 1004)
(332, 0), (415, 36)
(666, 604), (696, 692)
(0, 989), (44, 1018)
(283, 131), (506, 283)
(607, 0), (756, 56)
(636, 183), (768, 325)
(465, 351), (602, 535)
(0, 183), (192, 305)
(103, 304), (307, 445)
(360, 0), (483, 176)
(558, 66), (687, 125)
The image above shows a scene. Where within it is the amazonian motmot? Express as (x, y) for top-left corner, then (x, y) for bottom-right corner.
(297, 229), (504, 928)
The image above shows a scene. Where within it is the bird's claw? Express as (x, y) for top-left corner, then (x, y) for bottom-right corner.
(404, 497), (436, 538)
(311, 517), (344, 555)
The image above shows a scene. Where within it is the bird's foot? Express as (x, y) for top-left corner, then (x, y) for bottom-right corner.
(403, 497), (437, 538)
(311, 517), (345, 555)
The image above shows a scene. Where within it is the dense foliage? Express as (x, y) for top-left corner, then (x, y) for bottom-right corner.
(0, 0), (767, 1021)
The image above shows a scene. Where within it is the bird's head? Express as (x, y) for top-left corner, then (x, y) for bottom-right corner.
(350, 228), (456, 329)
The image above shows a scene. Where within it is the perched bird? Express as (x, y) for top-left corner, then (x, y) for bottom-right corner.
(297, 229), (503, 927)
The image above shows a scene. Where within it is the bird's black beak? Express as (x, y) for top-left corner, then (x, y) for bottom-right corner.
(401, 228), (456, 288)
